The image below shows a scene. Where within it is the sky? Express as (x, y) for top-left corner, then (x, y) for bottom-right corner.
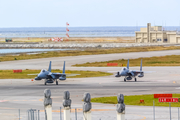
(0, 0), (179, 27)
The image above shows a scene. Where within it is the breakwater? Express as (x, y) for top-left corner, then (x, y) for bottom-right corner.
(0, 43), (179, 49)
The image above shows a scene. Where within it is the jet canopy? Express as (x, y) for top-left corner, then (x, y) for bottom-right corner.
(123, 68), (126, 70)
(41, 69), (46, 73)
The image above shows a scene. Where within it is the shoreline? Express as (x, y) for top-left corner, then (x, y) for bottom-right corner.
(0, 36), (135, 43)
(0, 43), (179, 49)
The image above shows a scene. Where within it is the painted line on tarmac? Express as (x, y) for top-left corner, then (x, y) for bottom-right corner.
(0, 100), (8, 102)
(173, 81), (176, 84)
(134, 114), (146, 120)
(0, 107), (15, 110)
(0, 99), (40, 102)
(40, 108), (115, 113)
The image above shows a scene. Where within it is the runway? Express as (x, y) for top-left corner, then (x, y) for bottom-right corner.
(0, 50), (180, 69)
(0, 50), (180, 119)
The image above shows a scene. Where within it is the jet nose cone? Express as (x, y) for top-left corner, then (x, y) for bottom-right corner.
(37, 73), (43, 78)
(37, 74), (40, 77)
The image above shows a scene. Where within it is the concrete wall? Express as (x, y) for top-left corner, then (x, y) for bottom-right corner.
(176, 36), (180, 43)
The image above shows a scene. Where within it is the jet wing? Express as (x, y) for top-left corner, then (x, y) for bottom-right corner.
(131, 70), (144, 74)
(130, 70), (155, 73)
(27, 74), (39, 75)
(48, 73), (80, 78)
(47, 73), (64, 78)
(128, 70), (155, 77)
(66, 74), (80, 77)
(127, 70), (144, 76)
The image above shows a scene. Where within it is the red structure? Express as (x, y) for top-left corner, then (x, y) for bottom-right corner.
(107, 63), (118, 66)
(140, 99), (144, 103)
(154, 94), (172, 98)
(13, 70), (22, 73)
(66, 22), (69, 41)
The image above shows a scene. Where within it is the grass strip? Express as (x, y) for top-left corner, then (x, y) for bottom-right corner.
(0, 69), (112, 79)
(73, 55), (180, 67)
(91, 94), (180, 107)
(0, 46), (180, 62)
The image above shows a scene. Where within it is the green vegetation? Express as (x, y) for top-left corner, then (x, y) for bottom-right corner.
(91, 94), (180, 107)
(0, 46), (180, 62)
(0, 69), (112, 79)
(73, 55), (180, 67)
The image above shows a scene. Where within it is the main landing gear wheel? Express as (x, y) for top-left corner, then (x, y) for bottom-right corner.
(135, 78), (137, 82)
(124, 78), (126, 82)
(56, 80), (58, 85)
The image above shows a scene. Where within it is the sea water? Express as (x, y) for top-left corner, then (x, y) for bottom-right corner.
(0, 26), (180, 38)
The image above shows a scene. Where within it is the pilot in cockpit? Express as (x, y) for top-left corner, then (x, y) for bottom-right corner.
(41, 69), (46, 73)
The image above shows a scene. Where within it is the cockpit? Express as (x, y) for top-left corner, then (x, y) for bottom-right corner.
(41, 69), (46, 73)
(123, 68), (126, 70)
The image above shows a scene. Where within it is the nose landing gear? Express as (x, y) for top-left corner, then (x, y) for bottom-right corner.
(56, 80), (58, 85)
(44, 79), (47, 85)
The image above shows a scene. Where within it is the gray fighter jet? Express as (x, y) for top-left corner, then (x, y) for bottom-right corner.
(115, 59), (144, 82)
(35, 61), (67, 85)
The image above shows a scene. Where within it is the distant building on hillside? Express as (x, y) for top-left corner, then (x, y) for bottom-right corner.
(135, 23), (180, 43)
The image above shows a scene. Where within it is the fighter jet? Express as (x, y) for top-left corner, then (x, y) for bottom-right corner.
(35, 61), (68, 85)
(115, 59), (144, 82)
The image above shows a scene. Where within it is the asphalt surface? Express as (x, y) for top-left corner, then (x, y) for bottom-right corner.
(1, 50), (180, 120)
(0, 50), (180, 69)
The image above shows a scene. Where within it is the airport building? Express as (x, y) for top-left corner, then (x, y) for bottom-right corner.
(135, 23), (180, 43)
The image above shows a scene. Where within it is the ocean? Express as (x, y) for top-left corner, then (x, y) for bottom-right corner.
(0, 26), (180, 38)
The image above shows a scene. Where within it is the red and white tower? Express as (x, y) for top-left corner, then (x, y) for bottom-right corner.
(66, 22), (69, 41)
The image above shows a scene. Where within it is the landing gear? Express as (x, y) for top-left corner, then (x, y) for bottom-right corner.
(44, 79), (47, 85)
(124, 78), (126, 82)
(56, 80), (58, 85)
(135, 78), (137, 82)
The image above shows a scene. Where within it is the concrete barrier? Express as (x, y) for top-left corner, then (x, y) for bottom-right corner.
(44, 89), (52, 120)
(63, 91), (71, 120)
(83, 93), (92, 120)
(116, 94), (125, 120)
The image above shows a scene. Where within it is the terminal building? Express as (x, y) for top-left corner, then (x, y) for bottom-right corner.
(135, 23), (180, 43)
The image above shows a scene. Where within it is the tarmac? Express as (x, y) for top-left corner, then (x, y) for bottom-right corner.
(0, 50), (180, 120)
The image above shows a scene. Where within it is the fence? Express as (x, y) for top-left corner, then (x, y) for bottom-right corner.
(14, 90), (180, 120)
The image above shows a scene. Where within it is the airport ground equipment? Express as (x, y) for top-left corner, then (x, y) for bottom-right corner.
(115, 59), (144, 82)
(44, 89), (52, 120)
(116, 94), (125, 120)
(63, 91), (71, 120)
(83, 93), (92, 120)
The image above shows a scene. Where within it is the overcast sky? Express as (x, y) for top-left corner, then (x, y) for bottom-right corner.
(0, 0), (179, 27)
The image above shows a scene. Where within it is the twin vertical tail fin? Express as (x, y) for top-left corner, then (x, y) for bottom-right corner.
(140, 59), (142, 71)
(48, 61), (51, 72)
(63, 61), (65, 73)
(127, 59), (129, 69)
(48, 61), (66, 73)
(138, 59), (144, 77)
